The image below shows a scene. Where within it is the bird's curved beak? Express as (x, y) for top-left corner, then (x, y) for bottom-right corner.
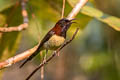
(69, 18), (77, 24)
(69, 18), (76, 21)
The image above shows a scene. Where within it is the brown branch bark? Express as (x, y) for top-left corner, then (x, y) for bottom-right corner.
(0, 45), (38, 69)
(0, 0), (88, 69)
(0, 0), (29, 32)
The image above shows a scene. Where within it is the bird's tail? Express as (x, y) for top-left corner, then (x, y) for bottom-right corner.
(19, 46), (43, 68)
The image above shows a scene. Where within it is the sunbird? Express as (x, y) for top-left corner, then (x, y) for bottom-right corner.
(20, 18), (75, 68)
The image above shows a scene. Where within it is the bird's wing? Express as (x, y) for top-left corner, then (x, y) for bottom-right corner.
(40, 30), (55, 47)
(20, 30), (55, 68)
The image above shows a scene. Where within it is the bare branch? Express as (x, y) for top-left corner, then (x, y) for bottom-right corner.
(61, 0), (65, 18)
(25, 28), (79, 80)
(0, 0), (88, 69)
(0, 0), (29, 32)
(0, 45), (38, 69)
(0, 23), (28, 32)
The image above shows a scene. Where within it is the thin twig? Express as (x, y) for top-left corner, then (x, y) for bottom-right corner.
(25, 28), (79, 80)
(0, 0), (29, 32)
(41, 67), (44, 80)
(0, 0), (88, 69)
(61, 0), (65, 18)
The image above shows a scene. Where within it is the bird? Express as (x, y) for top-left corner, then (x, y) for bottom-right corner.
(19, 18), (75, 68)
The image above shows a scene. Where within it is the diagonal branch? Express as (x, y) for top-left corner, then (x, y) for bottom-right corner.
(0, 45), (38, 69)
(0, 0), (88, 69)
(67, 0), (88, 20)
(25, 28), (79, 80)
(0, 0), (29, 32)
(61, 0), (66, 18)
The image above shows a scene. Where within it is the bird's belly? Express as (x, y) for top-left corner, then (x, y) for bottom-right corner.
(43, 35), (65, 50)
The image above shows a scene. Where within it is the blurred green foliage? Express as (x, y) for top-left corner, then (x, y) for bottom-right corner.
(68, 0), (120, 31)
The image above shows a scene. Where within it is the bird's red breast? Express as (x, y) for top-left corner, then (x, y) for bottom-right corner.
(52, 23), (62, 35)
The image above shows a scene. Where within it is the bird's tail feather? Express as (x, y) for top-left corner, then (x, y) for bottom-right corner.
(19, 46), (42, 68)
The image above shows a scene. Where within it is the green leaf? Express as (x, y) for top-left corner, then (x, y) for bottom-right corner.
(0, 0), (16, 12)
(68, 0), (120, 31)
(0, 14), (6, 27)
(0, 32), (21, 60)
(0, 4), (22, 61)
(0, 1), (21, 78)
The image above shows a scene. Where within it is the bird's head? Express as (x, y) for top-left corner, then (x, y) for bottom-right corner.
(57, 18), (75, 33)
(57, 18), (75, 28)
(53, 18), (75, 38)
